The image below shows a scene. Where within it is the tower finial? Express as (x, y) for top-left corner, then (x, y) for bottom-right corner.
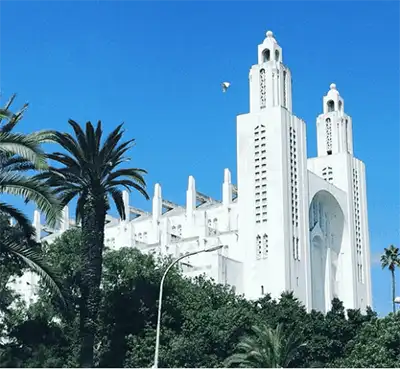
(266, 30), (274, 38)
(330, 83), (337, 90)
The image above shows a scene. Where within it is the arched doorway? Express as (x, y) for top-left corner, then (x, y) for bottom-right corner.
(309, 190), (345, 312)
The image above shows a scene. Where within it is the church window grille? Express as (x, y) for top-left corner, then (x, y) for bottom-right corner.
(256, 235), (262, 259)
(353, 168), (363, 283)
(289, 127), (299, 228)
(254, 125), (268, 224)
(262, 234), (268, 258)
(283, 70), (287, 108)
(325, 118), (332, 153)
(260, 69), (266, 109)
(322, 166), (334, 184)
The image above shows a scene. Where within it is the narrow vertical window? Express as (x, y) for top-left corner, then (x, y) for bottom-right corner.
(260, 69), (266, 109)
(283, 70), (287, 108)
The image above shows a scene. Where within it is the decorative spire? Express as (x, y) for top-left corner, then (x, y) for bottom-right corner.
(264, 30), (277, 44)
(186, 175), (196, 221)
(327, 83), (340, 97)
(152, 183), (162, 222)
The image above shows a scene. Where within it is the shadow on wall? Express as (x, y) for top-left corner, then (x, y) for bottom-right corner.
(309, 190), (346, 312)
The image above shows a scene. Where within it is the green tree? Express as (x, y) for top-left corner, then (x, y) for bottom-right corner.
(0, 93), (61, 235)
(224, 323), (304, 368)
(1, 228), (382, 368)
(0, 213), (70, 367)
(0, 94), (66, 306)
(381, 245), (400, 313)
(334, 313), (400, 367)
(36, 120), (149, 367)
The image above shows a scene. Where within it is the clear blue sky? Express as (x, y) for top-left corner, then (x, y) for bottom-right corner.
(1, 1), (399, 315)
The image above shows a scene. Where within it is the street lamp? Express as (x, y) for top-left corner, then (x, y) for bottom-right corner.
(394, 297), (400, 304)
(153, 245), (223, 368)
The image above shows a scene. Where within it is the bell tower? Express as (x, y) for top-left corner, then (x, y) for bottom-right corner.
(316, 83), (354, 156)
(237, 30), (310, 309)
(249, 31), (293, 113)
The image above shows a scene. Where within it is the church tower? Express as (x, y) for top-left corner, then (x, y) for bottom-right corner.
(249, 31), (293, 113)
(308, 84), (372, 311)
(316, 83), (354, 157)
(236, 31), (311, 308)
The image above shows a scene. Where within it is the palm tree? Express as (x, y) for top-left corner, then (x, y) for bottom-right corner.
(380, 244), (400, 313)
(0, 95), (68, 307)
(224, 323), (304, 368)
(0, 94), (61, 235)
(36, 119), (149, 367)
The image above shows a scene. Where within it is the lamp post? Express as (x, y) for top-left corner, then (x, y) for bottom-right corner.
(153, 244), (223, 368)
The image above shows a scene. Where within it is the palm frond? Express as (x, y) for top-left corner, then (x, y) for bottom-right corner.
(0, 172), (61, 228)
(0, 132), (47, 170)
(0, 156), (36, 172)
(108, 187), (126, 220)
(0, 109), (14, 121)
(0, 202), (36, 238)
(225, 323), (302, 368)
(1, 237), (69, 310)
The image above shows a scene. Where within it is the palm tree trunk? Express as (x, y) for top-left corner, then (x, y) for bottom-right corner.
(392, 269), (396, 314)
(79, 196), (106, 368)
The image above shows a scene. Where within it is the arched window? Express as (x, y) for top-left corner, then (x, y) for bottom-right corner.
(262, 49), (270, 62)
(338, 100), (342, 111)
(275, 49), (280, 62)
(327, 100), (335, 112)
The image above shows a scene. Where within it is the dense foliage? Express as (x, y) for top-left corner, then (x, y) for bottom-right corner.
(1, 222), (399, 368)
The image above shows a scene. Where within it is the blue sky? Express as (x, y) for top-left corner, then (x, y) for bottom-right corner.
(1, 1), (399, 315)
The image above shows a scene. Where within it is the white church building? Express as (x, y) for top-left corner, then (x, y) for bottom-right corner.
(17, 31), (372, 313)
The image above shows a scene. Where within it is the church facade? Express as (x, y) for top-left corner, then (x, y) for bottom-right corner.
(19, 31), (372, 313)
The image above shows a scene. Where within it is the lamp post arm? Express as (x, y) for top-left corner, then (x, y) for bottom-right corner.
(153, 248), (211, 368)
